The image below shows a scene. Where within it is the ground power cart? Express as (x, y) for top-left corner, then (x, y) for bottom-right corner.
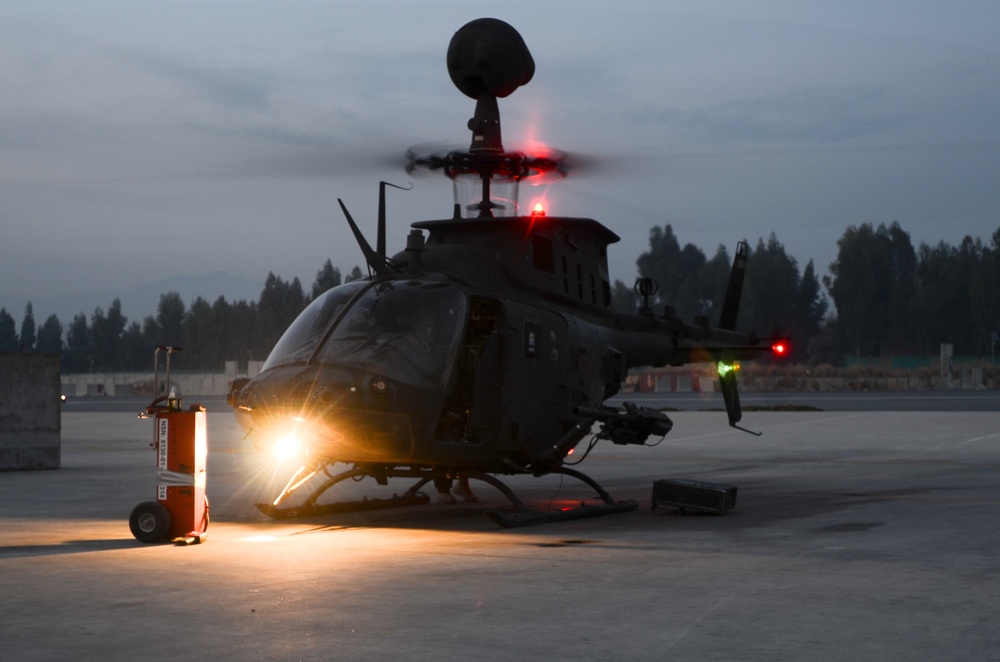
(129, 346), (209, 544)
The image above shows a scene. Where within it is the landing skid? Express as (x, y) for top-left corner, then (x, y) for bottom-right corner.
(256, 494), (431, 519)
(486, 467), (638, 528)
(256, 465), (431, 519)
(256, 464), (637, 528)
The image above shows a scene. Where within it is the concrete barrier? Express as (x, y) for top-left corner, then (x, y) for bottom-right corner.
(61, 361), (264, 398)
(0, 353), (61, 470)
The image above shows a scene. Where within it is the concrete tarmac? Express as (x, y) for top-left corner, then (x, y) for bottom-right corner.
(2, 405), (999, 660)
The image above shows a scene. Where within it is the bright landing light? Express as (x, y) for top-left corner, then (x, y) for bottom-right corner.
(273, 432), (302, 462)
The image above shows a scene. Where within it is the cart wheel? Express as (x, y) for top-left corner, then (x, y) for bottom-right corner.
(129, 501), (171, 543)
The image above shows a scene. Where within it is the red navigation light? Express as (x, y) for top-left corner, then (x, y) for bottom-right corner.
(531, 201), (546, 217)
(772, 341), (789, 357)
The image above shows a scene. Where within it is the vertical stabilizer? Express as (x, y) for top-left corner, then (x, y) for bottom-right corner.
(719, 241), (749, 331)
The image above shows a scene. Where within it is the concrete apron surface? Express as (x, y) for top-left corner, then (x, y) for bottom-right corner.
(1, 409), (999, 661)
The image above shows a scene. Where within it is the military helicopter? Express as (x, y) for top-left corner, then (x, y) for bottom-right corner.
(229, 18), (788, 527)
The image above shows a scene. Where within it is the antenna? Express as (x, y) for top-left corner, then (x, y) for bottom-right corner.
(377, 181), (412, 258)
(338, 199), (389, 277)
(340, 183), (411, 277)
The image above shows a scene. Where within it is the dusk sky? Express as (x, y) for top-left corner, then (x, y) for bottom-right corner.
(3, 1), (999, 322)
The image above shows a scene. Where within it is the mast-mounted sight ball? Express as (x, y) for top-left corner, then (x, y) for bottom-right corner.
(447, 18), (535, 99)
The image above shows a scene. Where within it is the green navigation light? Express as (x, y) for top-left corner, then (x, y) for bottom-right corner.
(717, 361), (738, 377)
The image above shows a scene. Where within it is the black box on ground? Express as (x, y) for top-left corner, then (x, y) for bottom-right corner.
(651, 479), (737, 515)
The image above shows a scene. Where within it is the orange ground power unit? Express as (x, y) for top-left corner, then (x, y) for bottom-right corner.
(155, 406), (209, 539)
(130, 404), (209, 543)
(129, 346), (210, 544)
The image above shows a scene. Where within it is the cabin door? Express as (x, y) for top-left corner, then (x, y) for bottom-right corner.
(436, 296), (505, 443)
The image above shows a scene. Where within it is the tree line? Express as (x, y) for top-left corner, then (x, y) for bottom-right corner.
(0, 261), (361, 373)
(3, 221), (998, 370)
(614, 221), (999, 363)
(826, 222), (1000, 359)
(611, 227), (828, 363)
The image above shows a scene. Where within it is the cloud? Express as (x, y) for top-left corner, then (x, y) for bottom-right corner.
(1, 0), (999, 315)
(639, 86), (898, 145)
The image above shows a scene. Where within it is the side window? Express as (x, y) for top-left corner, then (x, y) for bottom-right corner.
(532, 235), (555, 273)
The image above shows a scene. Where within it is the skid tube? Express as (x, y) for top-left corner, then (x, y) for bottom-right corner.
(256, 464), (430, 519)
(256, 463), (637, 527)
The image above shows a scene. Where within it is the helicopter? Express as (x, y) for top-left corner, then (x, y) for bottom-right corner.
(229, 18), (788, 527)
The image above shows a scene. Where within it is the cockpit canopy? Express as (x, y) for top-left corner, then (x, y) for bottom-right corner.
(261, 279), (467, 389)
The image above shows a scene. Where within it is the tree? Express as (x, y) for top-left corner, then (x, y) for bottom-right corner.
(19, 303), (36, 351)
(957, 236), (991, 354)
(635, 224), (709, 320)
(696, 245), (733, 324)
(915, 235), (992, 354)
(183, 296), (219, 369)
(798, 260), (828, 355)
(827, 221), (1000, 357)
(64, 313), (90, 372)
(311, 259), (342, 299)
(256, 273), (306, 359)
(36, 314), (63, 354)
(345, 265), (364, 283)
(743, 235), (802, 335)
(225, 298), (258, 365)
(0, 308), (17, 351)
(120, 321), (154, 371)
(672, 244), (709, 320)
(987, 228), (1000, 351)
(156, 292), (185, 346)
(637, 225), (679, 304)
(89, 299), (127, 371)
(740, 234), (827, 363)
(632, 228), (823, 360)
(611, 279), (639, 313)
(828, 222), (916, 356)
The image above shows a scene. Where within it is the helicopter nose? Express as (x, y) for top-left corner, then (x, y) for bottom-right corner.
(235, 365), (398, 417)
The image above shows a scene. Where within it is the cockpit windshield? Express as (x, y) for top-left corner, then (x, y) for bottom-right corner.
(261, 280), (369, 373)
(317, 281), (467, 388)
(262, 279), (468, 389)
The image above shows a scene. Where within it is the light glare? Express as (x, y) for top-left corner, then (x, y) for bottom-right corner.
(717, 361), (739, 377)
(273, 432), (301, 462)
